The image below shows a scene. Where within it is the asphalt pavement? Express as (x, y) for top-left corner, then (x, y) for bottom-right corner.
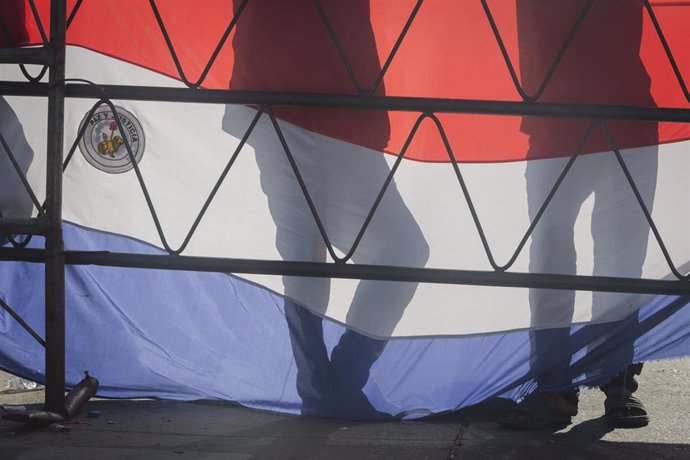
(1, 359), (689, 459)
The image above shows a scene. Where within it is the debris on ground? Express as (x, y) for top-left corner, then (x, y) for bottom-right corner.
(0, 374), (41, 394)
(63, 372), (99, 419)
(2, 410), (64, 425)
(2, 405), (26, 412)
(0, 372), (100, 428)
(48, 423), (70, 433)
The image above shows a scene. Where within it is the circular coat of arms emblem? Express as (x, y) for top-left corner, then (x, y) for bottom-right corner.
(78, 106), (145, 174)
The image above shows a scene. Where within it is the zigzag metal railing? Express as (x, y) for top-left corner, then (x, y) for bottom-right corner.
(49, 94), (690, 288)
(143, 0), (690, 104)
(0, 0), (48, 81)
(482, 0), (690, 105)
(602, 120), (690, 282)
(1, 1), (690, 341)
(0, 295), (45, 347)
(2, 1), (688, 103)
(74, 0), (687, 286)
(311, 0), (424, 95)
(1, 0), (689, 99)
(147, 0), (249, 89)
(60, 94), (264, 255)
(145, 0), (424, 93)
(0, 0), (82, 81)
(480, 0), (595, 102)
(644, 0), (690, 102)
(5, 84), (690, 296)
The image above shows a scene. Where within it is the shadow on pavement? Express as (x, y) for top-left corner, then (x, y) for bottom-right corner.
(1, 394), (689, 459)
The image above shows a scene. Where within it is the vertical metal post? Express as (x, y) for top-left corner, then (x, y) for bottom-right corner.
(44, 0), (66, 413)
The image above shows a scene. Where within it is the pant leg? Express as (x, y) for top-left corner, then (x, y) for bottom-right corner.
(526, 156), (593, 391)
(592, 145), (657, 392)
(322, 143), (429, 413)
(601, 363), (644, 394)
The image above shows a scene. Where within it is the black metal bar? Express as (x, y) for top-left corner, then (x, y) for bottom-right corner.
(0, 296), (46, 348)
(0, 46), (52, 65)
(311, 0), (366, 93)
(62, 84), (690, 123)
(6, 247), (689, 297)
(643, 0), (690, 102)
(99, 101), (176, 254)
(44, 0), (66, 414)
(0, 81), (49, 97)
(267, 109), (338, 261)
(480, 0), (593, 102)
(63, 251), (690, 296)
(312, 0), (423, 95)
(61, 98), (107, 170)
(172, 109), (263, 255)
(4, 246), (689, 296)
(148, 0), (249, 89)
(80, 101), (264, 255)
(0, 247), (46, 263)
(428, 112), (503, 269)
(0, 217), (45, 235)
(340, 113), (427, 262)
(19, 64), (49, 83)
(0, 225), (33, 248)
(27, 0), (48, 44)
(494, 121), (599, 271)
(66, 0), (84, 29)
(368, 0), (424, 95)
(602, 120), (690, 281)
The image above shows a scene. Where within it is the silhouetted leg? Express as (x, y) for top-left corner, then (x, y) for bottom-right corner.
(327, 174), (429, 417)
(526, 157), (591, 396)
(330, 329), (387, 419)
(283, 302), (340, 415)
(592, 146), (656, 397)
(240, 108), (338, 416)
(0, 97), (34, 221)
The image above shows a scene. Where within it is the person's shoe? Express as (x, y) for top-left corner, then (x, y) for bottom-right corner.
(498, 392), (577, 430)
(603, 387), (649, 428)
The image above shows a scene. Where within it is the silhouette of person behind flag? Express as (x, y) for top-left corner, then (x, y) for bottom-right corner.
(224, 0), (429, 418)
(0, 0), (35, 246)
(501, 0), (657, 429)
